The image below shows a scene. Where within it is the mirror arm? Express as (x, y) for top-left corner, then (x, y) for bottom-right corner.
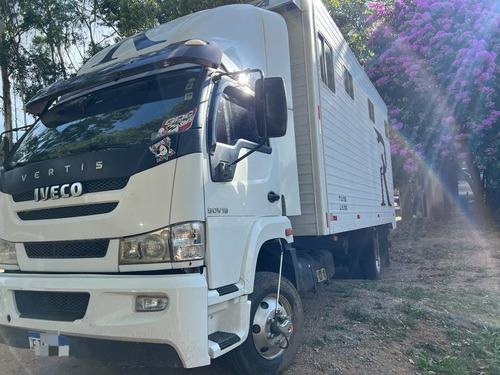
(230, 140), (266, 166)
(213, 140), (267, 182)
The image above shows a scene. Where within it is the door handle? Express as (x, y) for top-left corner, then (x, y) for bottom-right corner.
(268, 191), (280, 203)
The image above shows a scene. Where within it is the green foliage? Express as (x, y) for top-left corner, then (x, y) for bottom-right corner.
(415, 325), (500, 374)
(322, 0), (373, 63)
(343, 304), (371, 322)
(1, 0), (85, 111)
(98, 0), (246, 38)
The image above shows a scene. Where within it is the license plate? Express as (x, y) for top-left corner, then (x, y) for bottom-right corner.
(28, 332), (69, 356)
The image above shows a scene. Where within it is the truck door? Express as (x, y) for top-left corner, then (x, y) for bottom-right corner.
(204, 79), (282, 288)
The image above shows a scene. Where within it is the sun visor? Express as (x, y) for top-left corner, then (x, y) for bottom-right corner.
(26, 40), (222, 116)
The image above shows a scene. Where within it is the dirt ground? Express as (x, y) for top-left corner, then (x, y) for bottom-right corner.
(1, 218), (499, 374)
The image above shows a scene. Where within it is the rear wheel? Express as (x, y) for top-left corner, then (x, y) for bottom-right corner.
(225, 272), (303, 375)
(360, 229), (381, 279)
(379, 226), (391, 267)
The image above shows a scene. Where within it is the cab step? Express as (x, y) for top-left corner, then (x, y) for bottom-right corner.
(208, 331), (240, 350)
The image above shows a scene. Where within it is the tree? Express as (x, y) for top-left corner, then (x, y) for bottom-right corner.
(367, 0), (500, 220)
(1, 0), (21, 141)
(1, 0), (117, 139)
(98, 0), (246, 38)
(323, 0), (374, 63)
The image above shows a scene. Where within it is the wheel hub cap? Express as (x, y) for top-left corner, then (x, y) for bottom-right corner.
(252, 296), (293, 360)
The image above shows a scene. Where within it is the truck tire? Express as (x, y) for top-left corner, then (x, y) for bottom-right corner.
(359, 229), (381, 279)
(379, 228), (390, 268)
(347, 250), (362, 279)
(225, 272), (304, 375)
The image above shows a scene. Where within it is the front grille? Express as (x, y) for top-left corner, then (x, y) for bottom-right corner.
(25, 240), (109, 259)
(15, 291), (90, 321)
(12, 178), (129, 202)
(17, 202), (118, 221)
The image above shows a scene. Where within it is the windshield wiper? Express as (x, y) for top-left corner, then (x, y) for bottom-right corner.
(8, 160), (30, 169)
(68, 143), (142, 154)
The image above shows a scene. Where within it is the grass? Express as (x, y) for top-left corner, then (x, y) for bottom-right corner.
(421, 244), (450, 261)
(325, 323), (345, 331)
(423, 287), (500, 321)
(331, 285), (356, 299)
(343, 305), (371, 322)
(301, 220), (500, 374)
(383, 220), (500, 374)
(311, 338), (325, 347)
(416, 354), (466, 375)
(376, 285), (427, 301)
(383, 327), (409, 342)
(413, 324), (500, 375)
(398, 303), (428, 329)
(477, 266), (492, 277)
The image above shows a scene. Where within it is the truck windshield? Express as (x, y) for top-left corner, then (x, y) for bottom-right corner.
(7, 68), (203, 168)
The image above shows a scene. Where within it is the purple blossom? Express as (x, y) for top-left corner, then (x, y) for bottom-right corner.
(442, 135), (453, 142)
(472, 67), (482, 76)
(376, 76), (390, 85)
(389, 108), (402, 115)
(390, 143), (400, 154)
(367, 0), (500, 176)
(443, 116), (455, 124)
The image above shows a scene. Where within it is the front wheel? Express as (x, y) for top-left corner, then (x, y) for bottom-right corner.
(225, 272), (304, 375)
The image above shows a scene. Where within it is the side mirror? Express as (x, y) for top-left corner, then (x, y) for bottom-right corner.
(256, 77), (287, 138)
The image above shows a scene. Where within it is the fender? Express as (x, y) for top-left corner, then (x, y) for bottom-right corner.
(240, 216), (294, 293)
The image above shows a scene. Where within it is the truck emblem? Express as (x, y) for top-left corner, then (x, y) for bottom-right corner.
(149, 137), (175, 162)
(34, 182), (83, 201)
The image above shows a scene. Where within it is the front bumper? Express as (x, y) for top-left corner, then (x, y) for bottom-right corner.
(0, 325), (184, 367)
(0, 272), (209, 368)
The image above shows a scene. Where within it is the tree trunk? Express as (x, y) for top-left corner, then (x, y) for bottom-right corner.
(57, 44), (67, 79)
(463, 151), (490, 224)
(1, 63), (12, 144)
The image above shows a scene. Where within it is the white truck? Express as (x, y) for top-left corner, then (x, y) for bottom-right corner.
(0, 0), (395, 373)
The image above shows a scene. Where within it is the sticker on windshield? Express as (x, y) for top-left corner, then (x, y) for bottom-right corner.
(184, 92), (193, 101)
(157, 108), (197, 137)
(185, 78), (195, 91)
(149, 137), (175, 163)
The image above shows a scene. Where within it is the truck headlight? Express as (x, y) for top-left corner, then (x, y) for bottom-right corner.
(119, 222), (205, 265)
(119, 228), (171, 264)
(171, 222), (205, 261)
(0, 239), (18, 265)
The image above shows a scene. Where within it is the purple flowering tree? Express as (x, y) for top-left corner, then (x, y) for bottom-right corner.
(367, 0), (500, 218)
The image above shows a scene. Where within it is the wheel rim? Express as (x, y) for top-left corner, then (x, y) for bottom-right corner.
(252, 294), (293, 360)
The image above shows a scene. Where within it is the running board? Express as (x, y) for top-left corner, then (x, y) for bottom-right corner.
(208, 331), (240, 350)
